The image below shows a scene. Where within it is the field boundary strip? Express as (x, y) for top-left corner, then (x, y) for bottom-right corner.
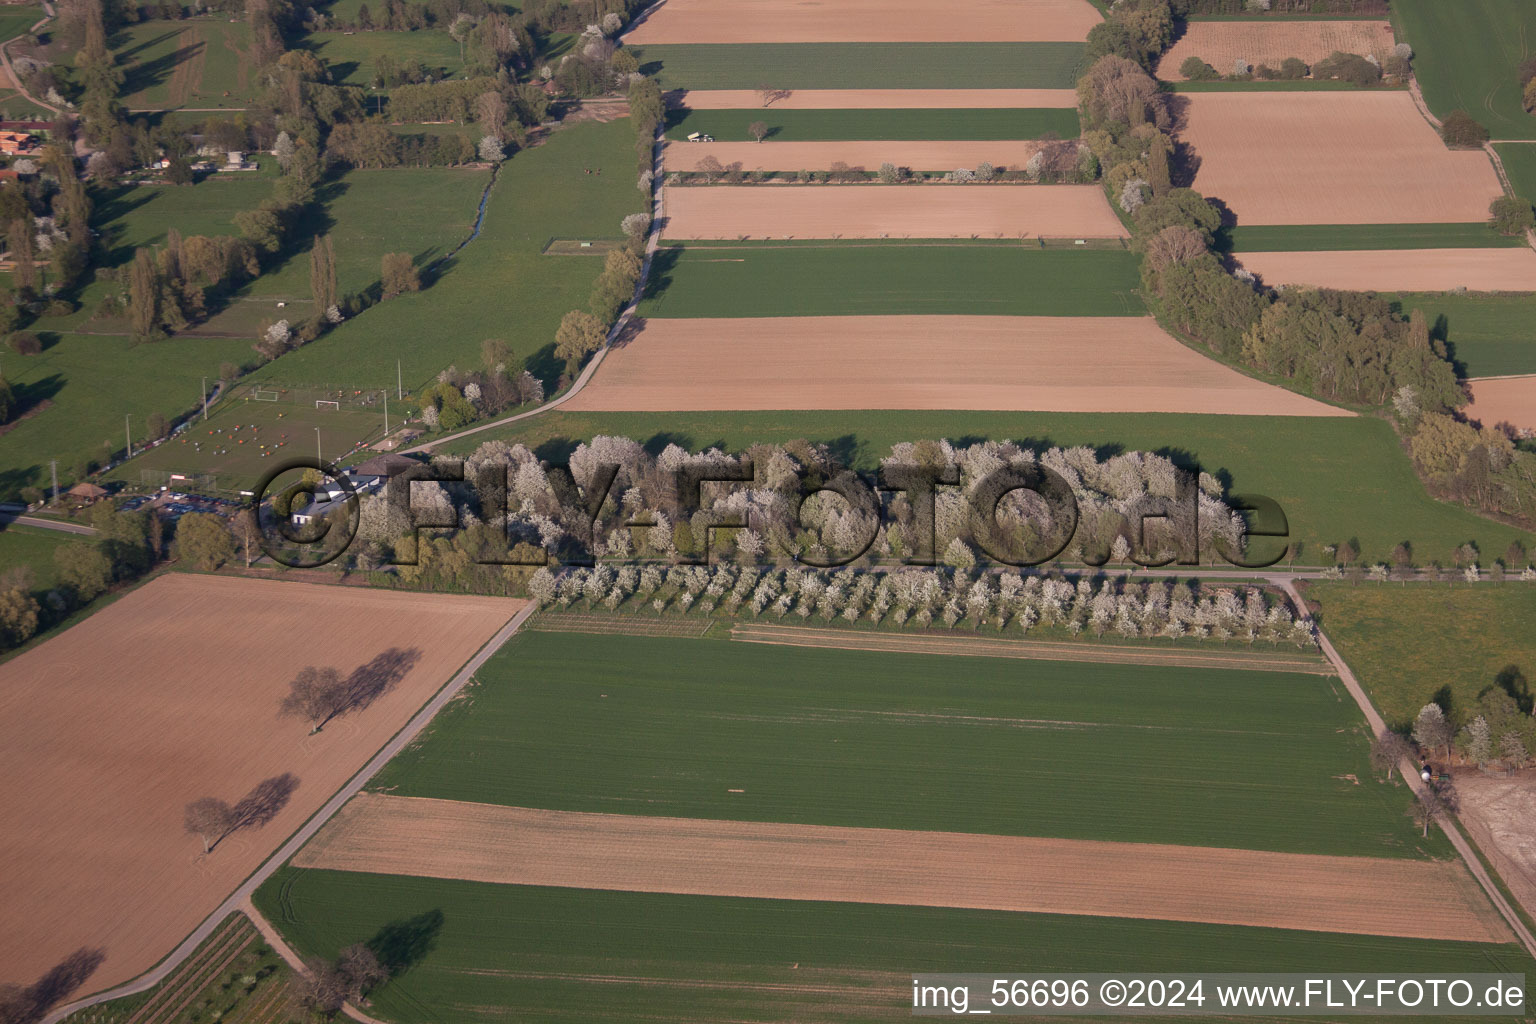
(729, 623), (1336, 674)
(290, 793), (1510, 943)
(529, 612), (711, 638)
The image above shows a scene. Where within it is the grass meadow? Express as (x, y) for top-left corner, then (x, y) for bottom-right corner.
(253, 872), (1536, 1024)
(448, 410), (1536, 566)
(302, 28), (465, 89)
(639, 244), (1145, 317)
(249, 119), (646, 394)
(664, 107), (1081, 142)
(110, 19), (254, 111)
(626, 43), (1086, 90)
(1389, 292), (1536, 379)
(0, 169), (487, 496)
(1392, 0), (1536, 140)
(1307, 582), (1536, 730)
(1225, 223), (1521, 252)
(0, 523), (71, 590)
(370, 630), (1437, 858)
(0, 5), (41, 43)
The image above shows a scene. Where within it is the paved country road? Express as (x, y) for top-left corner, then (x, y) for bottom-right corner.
(0, 511), (97, 536)
(42, 599), (537, 1024)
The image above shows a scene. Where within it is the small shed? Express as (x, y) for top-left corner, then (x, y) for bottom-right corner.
(67, 482), (108, 502)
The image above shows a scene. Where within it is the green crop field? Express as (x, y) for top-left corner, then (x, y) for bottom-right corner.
(1225, 223), (1520, 252)
(1308, 582), (1536, 730)
(371, 630), (1435, 857)
(640, 244), (1144, 317)
(1387, 292), (1536, 379)
(1393, 0), (1536, 140)
(254, 871), (1536, 1024)
(249, 118), (645, 394)
(446, 410), (1536, 565)
(111, 19), (254, 111)
(626, 43), (1086, 90)
(304, 28), (465, 89)
(0, 523), (71, 590)
(665, 107), (1081, 142)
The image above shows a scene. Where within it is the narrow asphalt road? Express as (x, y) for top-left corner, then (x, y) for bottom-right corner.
(42, 599), (537, 1024)
(0, 511), (97, 535)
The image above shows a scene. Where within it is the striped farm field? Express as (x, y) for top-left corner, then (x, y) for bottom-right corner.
(1157, 19), (1395, 79)
(666, 139), (1050, 172)
(659, 184), (1128, 239)
(254, 871), (1536, 1024)
(1223, 223), (1522, 252)
(626, 43), (1087, 90)
(621, 0), (1100, 44)
(567, 315), (1350, 415)
(364, 630), (1432, 857)
(295, 794), (1507, 941)
(1235, 248), (1536, 293)
(671, 88), (1081, 109)
(639, 243), (1145, 317)
(1183, 92), (1503, 224)
(664, 106), (1081, 141)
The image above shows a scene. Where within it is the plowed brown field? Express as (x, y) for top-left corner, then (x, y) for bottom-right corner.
(1464, 375), (1536, 433)
(1182, 93), (1503, 225)
(565, 315), (1353, 415)
(623, 0), (1099, 44)
(1236, 249), (1536, 292)
(660, 184), (1128, 239)
(296, 794), (1511, 942)
(672, 88), (1080, 109)
(0, 575), (521, 992)
(665, 139), (1044, 172)
(1158, 20), (1395, 79)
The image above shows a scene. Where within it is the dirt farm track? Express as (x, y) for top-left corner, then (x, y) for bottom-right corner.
(623, 0), (1100, 44)
(1182, 92), (1503, 225)
(660, 185), (1129, 239)
(566, 315), (1353, 416)
(296, 793), (1511, 943)
(0, 575), (521, 992)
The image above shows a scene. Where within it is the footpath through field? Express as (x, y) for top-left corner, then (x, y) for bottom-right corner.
(293, 792), (1511, 943)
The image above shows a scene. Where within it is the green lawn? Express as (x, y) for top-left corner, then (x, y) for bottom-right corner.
(640, 243), (1144, 317)
(254, 871), (1536, 1024)
(371, 630), (1436, 857)
(0, 523), (71, 590)
(0, 5), (41, 44)
(446, 411), (1536, 565)
(1388, 292), (1536, 378)
(303, 28), (464, 89)
(110, 19), (254, 111)
(1494, 141), (1536, 200)
(665, 107), (1081, 142)
(1308, 582), (1536, 730)
(0, 333), (252, 498)
(1225, 223), (1521, 252)
(1393, 0), (1536, 140)
(626, 43), (1086, 90)
(250, 118), (645, 394)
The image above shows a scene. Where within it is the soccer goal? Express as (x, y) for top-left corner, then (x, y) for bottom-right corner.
(251, 389), (281, 402)
(315, 400), (341, 411)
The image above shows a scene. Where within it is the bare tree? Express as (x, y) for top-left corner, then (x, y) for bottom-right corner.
(1369, 731), (1412, 781)
(748, 120), (769, 143)
(1407, 780), (1456, 838)
(184, 797), (234, 853)
(288, 944), (387, 1018)
(279, 650), (421, 732)
(755, 84), (789, 106)
(336, 944), (387, 997)
(280, 665), (345, 731)
(696, 154), (724, 183)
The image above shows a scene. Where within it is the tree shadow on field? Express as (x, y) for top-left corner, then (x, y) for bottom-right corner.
(366, 909), (445, 976)
(337, 647), (422, 716)
(229, 772), (302, 834)
(0, 947), (107, 1022)
(1493, 664), (1532, 715)
(641, 245), (680, 302)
